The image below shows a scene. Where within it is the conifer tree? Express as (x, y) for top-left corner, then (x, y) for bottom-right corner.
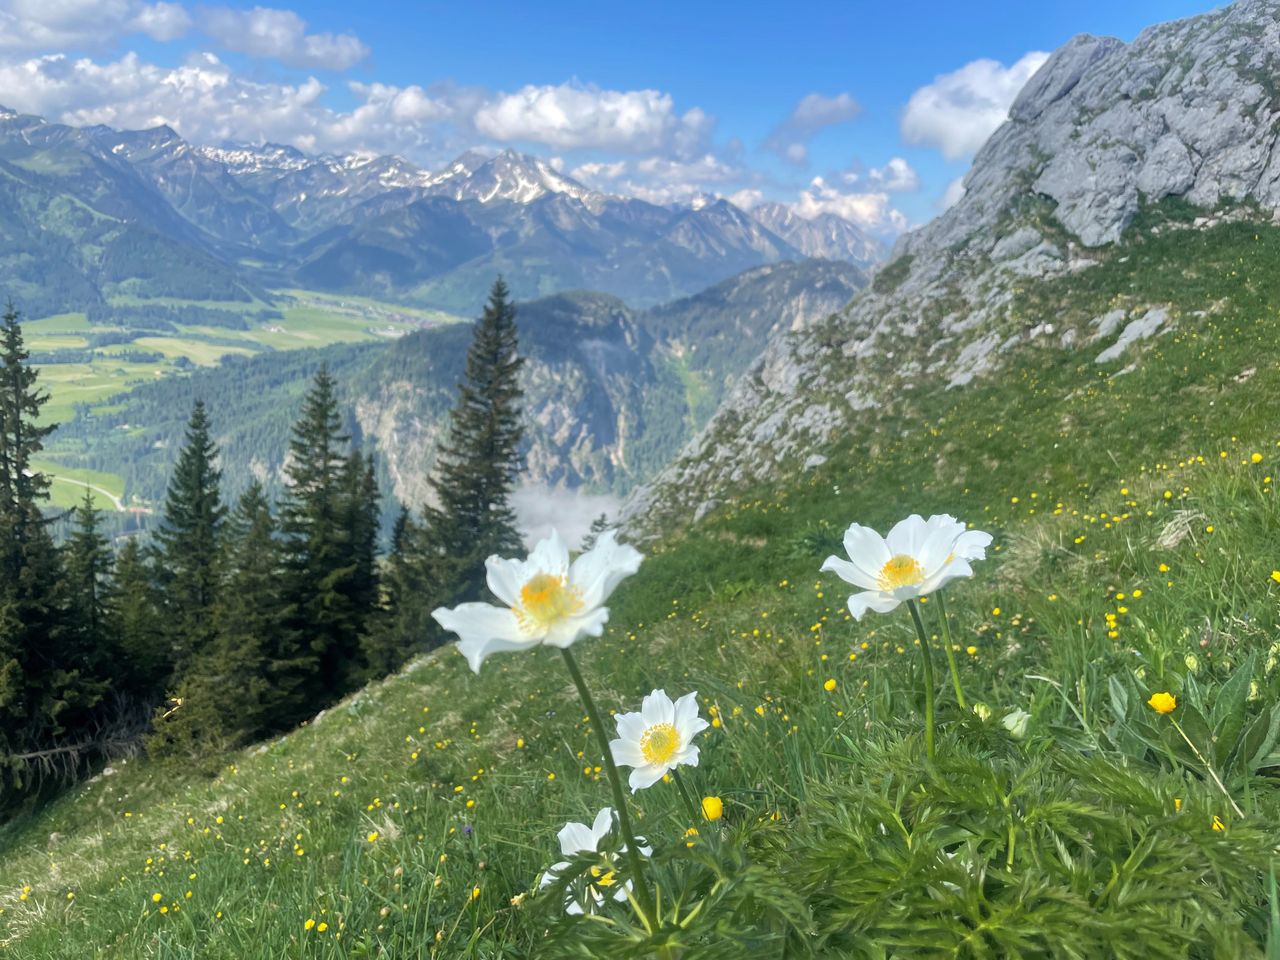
(150, 482), (280, 761)
(277, 368), (375, 721)
(421, 278), (526, 607)
(155, 400), (225, 670)
(364, 505), (425, 674)
(0, 304), (99, 788)
(63, 488), (111, 657)
(106, 537), (167, 704)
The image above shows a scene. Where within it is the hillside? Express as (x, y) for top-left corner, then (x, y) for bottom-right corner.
(3, 211), (1280, 956)
(44, 260), (865, 512)
(625, 0), (1280, 533)
(8, 3), (1280, 958)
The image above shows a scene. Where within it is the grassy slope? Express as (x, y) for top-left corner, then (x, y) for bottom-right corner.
(3, 220), (1280, 956)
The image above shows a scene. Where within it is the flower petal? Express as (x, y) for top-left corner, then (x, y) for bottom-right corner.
(431, 603), (533, 673)
(641, 689), (675, 727)
(557, 820), (598, 857)
(614, 710), (645, 740)
(840, 523), (892, 586)
(484, 554), (525, 607)
(590, 806), (615, 844)
(885, 514), (929, 559)
(628, 763), (667, 792)
(610, 737), (646, 768)
(915, 514), (965, 573)
(527, 529), (570, 578)
(953, 529), (993, 562)
(846, 589), (902, 620)
(570, 530), (643, 609)
(820, 554), (879, 591)
(543, 606), (609, 649)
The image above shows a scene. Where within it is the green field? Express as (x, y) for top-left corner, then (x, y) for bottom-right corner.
(29, 459), (127, 512)
(24, 292), (466, 507)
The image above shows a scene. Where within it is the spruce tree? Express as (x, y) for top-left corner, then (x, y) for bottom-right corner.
(63, 489), (111, 660)
(277, 367), (375, 722)
(421, 278), (526, 607)
(106, 537), (167, 705)
(0, 304), (98, 791)
(151, 482), (280, 761)
(364, 505), (426, 674)
(154, 400), (225, 670)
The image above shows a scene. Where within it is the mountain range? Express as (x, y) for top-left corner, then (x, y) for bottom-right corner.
(0, 106), (882, 317)
(48, 259), (866, 512)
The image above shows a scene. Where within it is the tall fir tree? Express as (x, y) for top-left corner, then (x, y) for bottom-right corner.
(63, 489), (111, 661)
(277, 367), (376, 723)
(421, 278), (526, 609)
(105, 537), (167, 706)
(154, 400), (226, 671)
(150, 482), (282, 762)
(0, 304), (100, 794)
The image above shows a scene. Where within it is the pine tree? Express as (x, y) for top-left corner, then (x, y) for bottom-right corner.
(106, 537), (167, 704)
(154, 400), (226, 670)
(364, 505), (426, 674)
(0, 304), (99, 792)
(276, 368), (375, 723)
(150, 483), (281, 762)
(421, 278), (526, 608)
(63, 489), (111, 658)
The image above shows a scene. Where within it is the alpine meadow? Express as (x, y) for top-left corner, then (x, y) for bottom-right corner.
(6, 1), (1280, 958)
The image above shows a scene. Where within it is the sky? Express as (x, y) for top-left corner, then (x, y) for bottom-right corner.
(0, 0), (1224, 235)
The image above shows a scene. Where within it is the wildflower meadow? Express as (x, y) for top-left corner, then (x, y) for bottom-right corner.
(3, 218), (1280, 956)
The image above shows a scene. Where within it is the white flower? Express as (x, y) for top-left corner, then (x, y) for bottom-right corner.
(1002, 708), (1030, 740)
(609, 689), (709, 792)
(820, 513), (992, 620)
(538, 807), (650, 915)
(432, 529), (642, 673)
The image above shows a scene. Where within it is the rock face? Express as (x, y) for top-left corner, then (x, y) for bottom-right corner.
(623, 0), (1280, 533)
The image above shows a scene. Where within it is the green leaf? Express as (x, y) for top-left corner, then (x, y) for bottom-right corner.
(1211, 654), (1255, 766)
(1108, 675), (1129, 721)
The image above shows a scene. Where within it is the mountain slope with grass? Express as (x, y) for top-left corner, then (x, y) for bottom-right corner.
(625, 0), (1280, 533)
(4, 212), (1280, 957)
(8, 3), (1280, 957)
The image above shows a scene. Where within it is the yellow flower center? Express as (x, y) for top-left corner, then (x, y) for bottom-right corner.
(514, 572), (583, 631)
(639, 723), (680, 765)
(879, 554), (925, 590)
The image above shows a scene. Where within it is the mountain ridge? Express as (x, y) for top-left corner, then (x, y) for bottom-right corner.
(623, 0), (1280, 534)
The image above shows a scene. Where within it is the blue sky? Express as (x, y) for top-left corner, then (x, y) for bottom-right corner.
(0, 0), (1223, 231)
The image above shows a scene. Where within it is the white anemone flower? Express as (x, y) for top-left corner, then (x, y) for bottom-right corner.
(432, 529), (642, 673)
(821, 514), (992, 620)
(538, 807), (651, 915)
(609, 689), (709, 792)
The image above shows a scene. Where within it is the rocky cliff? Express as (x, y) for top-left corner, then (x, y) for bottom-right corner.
(623, 0), (1280, 533)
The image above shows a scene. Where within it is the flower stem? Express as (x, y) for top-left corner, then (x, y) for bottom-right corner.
(907, 599), (937, 762)
(559, 648), (656, 927)
(937, 592), (966, 709)
(1170, 717), (1245, 818)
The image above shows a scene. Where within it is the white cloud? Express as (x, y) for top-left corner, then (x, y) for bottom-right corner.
(940, 176), (966, 210)
(474, 82), (709, 154)
(765, 91), (861, 163)
(569, 153), (743, 205)
(0, 50), (463, 157)
(866, 156), (920, 192)
(726, 187), (764, 210)
(201, 6), (368, 70)
(901, 51), (1049, 160)
(794, 176), (907, 233)
(0, 0), (189, 50)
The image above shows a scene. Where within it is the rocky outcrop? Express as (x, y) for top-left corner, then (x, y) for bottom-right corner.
(623, 0), (1280, 534)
